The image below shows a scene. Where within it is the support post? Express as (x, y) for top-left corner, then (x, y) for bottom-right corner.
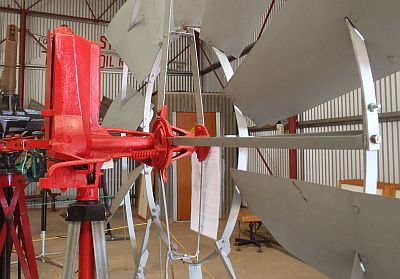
(18, 8), (27, 107)
(288, 116), (297, 179)
(79, 221), (95, 279)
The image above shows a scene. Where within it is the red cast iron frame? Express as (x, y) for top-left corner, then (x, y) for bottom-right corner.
(0, 27), (210, 278)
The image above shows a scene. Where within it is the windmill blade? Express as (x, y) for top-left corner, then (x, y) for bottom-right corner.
(102, 85), (145, 131)
(105, 0), (160, 81)
(142, 0), (206, 44)
(174, 0), (206, 28)
(141, 0), (167, 44)
(225, 0), (400, 126)
(170, 131), (365, 150)
(231, 169), (400, 279)
(200, 0), (272, 58)
(109, 165), (144, 220)
(107, 0), (206, 82)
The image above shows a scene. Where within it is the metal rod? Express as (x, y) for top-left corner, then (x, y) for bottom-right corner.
(26, 0), (43, 11)
(200, 44), (225, 89)
(136, 44), (190, 93)
(97, 0), (118, 21)
(256, 0), (276, 41)
(84, 0), (96, 19)
(199, 0), (277, 76)
(13, 0), (21, 9)
(199, 42), (255, 76)
(170, 131), (365, 150)
(40, 190), (47, 232)
(26, 30), (46, 52)
(255, 148), (273, 175)
(248, 111), (400, 133)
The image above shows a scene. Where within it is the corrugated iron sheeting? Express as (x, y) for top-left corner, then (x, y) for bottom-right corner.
(300, 72), (400, 186)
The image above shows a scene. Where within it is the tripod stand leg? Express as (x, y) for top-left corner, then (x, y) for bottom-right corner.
(62, 222), (80, 279)
(91, 221), (109, 279)
(0, 187), (12, 279)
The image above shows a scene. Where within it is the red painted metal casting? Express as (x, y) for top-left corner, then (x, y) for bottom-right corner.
(0, 27), (210, 279)
(0, 27), (211, 279)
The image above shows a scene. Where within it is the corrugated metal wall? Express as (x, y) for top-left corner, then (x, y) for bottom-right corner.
(247, 130), (290, 178)
(299, 72), (400, 186)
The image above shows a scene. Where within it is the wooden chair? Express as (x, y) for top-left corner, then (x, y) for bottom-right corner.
(338, 179), (400, 197)
(235, 208), (271, 252)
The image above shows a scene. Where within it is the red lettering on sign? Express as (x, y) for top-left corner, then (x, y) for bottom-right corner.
(99, 35), (107, 49)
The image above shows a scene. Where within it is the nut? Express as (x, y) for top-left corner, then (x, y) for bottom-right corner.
(367, 103), (381, 112)
(370, 135), (382, 144)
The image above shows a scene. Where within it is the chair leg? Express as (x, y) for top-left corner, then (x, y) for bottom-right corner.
(236, 221), (241, 251)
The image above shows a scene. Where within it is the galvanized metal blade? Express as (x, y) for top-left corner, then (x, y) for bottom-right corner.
(108, 165), (144, 220)
(102, 85), (145, 130)
(200, 0), (272, 57)
(231, 169), (400, 279)
(105, 0), (160, 81)
(226, 0), (400, 126)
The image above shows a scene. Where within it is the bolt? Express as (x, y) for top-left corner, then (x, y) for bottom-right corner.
(349, 14), (359, 22)
(5, 215), (13, 222)
(352, 205), (360, 215)
(367, 103), (381, 112)
(361, 255), (368, 264)
(370, 135), (382, 144)
(387, 55), (397, 64)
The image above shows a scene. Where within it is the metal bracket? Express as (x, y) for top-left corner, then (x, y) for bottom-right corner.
(346, 18), (380, 194)
(188, 264), (203, 279)
(350, 252), (366, 279)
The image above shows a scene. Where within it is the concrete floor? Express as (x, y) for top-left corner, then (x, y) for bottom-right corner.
(11, 208), (329, 278)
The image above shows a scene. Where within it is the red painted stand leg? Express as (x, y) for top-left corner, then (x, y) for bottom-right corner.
(0, 174), (39, 279)
(79, 221), (95, 279)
